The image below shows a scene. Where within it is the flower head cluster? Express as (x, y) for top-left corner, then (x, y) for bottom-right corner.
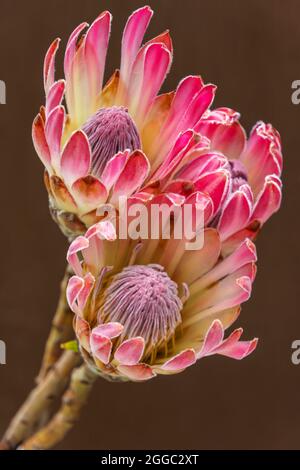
(32, 7), (282, 243)
(34, 7), (283, 381)
(67, 221), (257, 381)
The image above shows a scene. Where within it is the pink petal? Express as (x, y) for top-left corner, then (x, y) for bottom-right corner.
(117, 363), (156, 381)
(67, 236), (89, 276)
(61, 130), (91, 186)
(181, 84), (216, 130)
(96, 220), (117, 241)
(163, 180), (196, 197)
(129, 43), (172, 123)
(64, 22), (89, 77)
(161, 349), (196, 371)
(115, 337), (145, 365)
(240, 121), (283, 194)
(195, 107), (246, 159)
(194, 169), (230, 215)
(65, 40), (90, 123)
(86, 220), (117, 241)
(198, 320), (224, 358)
(184, 191), (214, 227)
(119, 6), (153, 89)
(92, 322), (123, 339)
(176, 152), (226, 182)
(144, 30), (173, 53)
(165, 76), (204, 124)
(44, 38), (60, 94)
(198, 323), (258, 361)
(263, 174), (282, 188)
(229, 238), (257, 265)
(218, 327), (244, 347)
(240, 183), (254, 204)
(81, 221), (117, 272)
(220, 221), (261, 257)
(213, 328), (258, 359)
(220, 274), (253, 309)
(150, 129), (195, 183)
(153, 75), (204, 156)
(79, 221), (116, 275)
(45, 79), (65, 118)
(186, 275), (252, 326)
(90, 331), (112, 365)
(195, 238), (257, 290)
(251, 176), (282, 224)
(45, 105), (65, 171)
(100, 150), (129, 190)
(77, 273), (95, 310)
(72, 176), (108, 211)
(49, 175), (77, 212)
(66, 275), (84, 314)
(32, 114), (51, 172)
(217, 187), (253, 241)
(84, 11), (111, 98)
(111, 150), (150, 202)
(75, 316), (91, 353)
(135, 31), (173, 70)
(64, 22), (88, 118)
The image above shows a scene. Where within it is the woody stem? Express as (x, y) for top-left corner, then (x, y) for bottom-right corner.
(20, 364), (97, 450)
(0, 351), (80, 450)
(36, 265), (74, 383)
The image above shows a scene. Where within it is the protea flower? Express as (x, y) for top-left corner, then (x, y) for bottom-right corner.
(66, 220), (257, 381)
(156, 112), (283, 254)
(32, 6), (282, 240)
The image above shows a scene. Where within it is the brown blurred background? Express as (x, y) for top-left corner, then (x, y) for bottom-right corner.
(0, 0), (298, 450)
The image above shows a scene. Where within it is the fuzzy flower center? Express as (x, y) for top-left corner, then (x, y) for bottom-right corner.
(99, 264), (182, 356)
(228, 159), (248, 191)
(82, 106), (141, 177)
